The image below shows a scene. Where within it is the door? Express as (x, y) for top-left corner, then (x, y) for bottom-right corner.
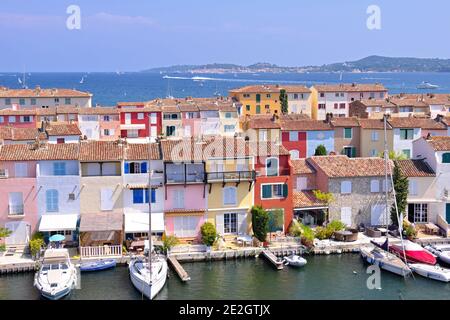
(5, 221), (31, 245)
(340, 207), (352, 226)
(446, 204), (450, 223)
(371, 204), (388, 226)
(296, 177), (307, 191)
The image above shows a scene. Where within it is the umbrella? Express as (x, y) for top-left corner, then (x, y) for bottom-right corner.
(49, 234), (65, 242)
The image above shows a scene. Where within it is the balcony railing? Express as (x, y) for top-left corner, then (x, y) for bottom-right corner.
(9, 204), (24, 216)
(166, 172), (206, 184)
(207, 171), (256, 183)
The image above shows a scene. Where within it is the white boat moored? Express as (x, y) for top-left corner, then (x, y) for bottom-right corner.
(283, 254), (307, 268)
(409, 263), (450, 282)
(129, 255), (168, 300)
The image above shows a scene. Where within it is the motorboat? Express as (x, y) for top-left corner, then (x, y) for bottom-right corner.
(34, 248), (78, 300)
(80, 259), (116, 272)
(389, 240), (436, 265)
(417, 81), (439, 89)
(409, 263), (450, 282)
(361, 246), (411, 277)
(424, 244), (450, 265)
(129, 254), (168, 299)
(283, 254), (307, 268)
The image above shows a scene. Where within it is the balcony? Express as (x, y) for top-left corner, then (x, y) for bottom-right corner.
(8, 204), (24, 216)
(258, 167), (291, 177)
(166, 172), (205, 184)
(207, 171), (256, 183)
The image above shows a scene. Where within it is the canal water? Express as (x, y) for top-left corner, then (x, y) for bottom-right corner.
(1, 254), (450, 300)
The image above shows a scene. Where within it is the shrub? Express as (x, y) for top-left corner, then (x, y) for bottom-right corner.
(200, 222), (217, 246)
(162, 234), (179, 254)
(327, 220), (346, 232)
(31, 232), (44, 241)
(405, 224), (417, 239)
(300, 225), (315, 247)
(251, 206), (269, 242)
(314, 226), (329, 240)
(288, 220), (302, 237)
(29, 238), (45, 258)
(0, 244), (5, 252)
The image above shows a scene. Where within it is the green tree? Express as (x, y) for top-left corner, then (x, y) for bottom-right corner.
(314, 144), (327, 156)
(279, 89), (288, 114)
(251, 205), (269, 243)
(313, 190), (334, 223)
(0, 227), (12, 252)
(200, 222), (217, 246)
(161, 233), (179, 254)
(378, 150), (407, 160)
(390, 163), (408, 226)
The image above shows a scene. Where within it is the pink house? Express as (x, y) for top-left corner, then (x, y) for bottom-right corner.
(0, 156), (39, 246)
(0, 109), (37, 128)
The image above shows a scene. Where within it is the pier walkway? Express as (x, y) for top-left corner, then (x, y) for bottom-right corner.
(168, 256), (191, 281)
(261, 249), (284, 270)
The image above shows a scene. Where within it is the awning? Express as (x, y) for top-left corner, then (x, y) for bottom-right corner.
(124, 212), (164, 233)
(39, 214), (78, 232)
(120, 124), (146, 130)
(407, 198), (442, 204)
(79, 212), (123, 232)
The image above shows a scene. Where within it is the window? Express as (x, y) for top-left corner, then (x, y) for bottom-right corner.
(65, 98), (71, 105)
(265, 105), (270, 110)
(259, 129), (268, 141)
(100, 188), (114, 211)
(380, 92), (384, 99)
(256, 105), (261, 114)
(132, 188), (155, 204)
(370, 93), (375, 99)
(0, 116), (3, 123)
(293, 94), (299, 99)
(137, 113), (144, 120)
(103, 115), (110, 122)
(224, 112), (232, 119)
(409, 203), (428, 223)
(54, 98), (60, 103)
(8, 192), (23, 215)
(266, 157), (279, 176)
(128, 129), (139, 138)
(223, 187), (237, 205)
(371, 131), (379, 141)
(5, 98), (11, 105)
(343, 146), (356, 158)
(409, 180), (418, 196)
(290, 150), (300, 160)
(20, 115), (31, 123)
(339, 103), (346, 109)
(46, 189), (59, 212)
(399, 129), (414, 140)
(14, 163), (27, 177)
(402, 149), (411, 159)
(266, 94), (271, 98)
(103, 129), (110, 136)
(166, 126), (176, 136)
(318, 104), (326, 110)
(224, 125), (235, 133)
(243, 94), (250, 98)
(8, 116), (16, 123)
(341, 181), (352, 194)
(442, 153), (450, 164)
(56, 138), (65, 144)
(19, 98), (25, 105)
(335, 93), (340, 98)
(246, 105), (250, 111)
(289, 131), (298, 142)
(31, 98), (36, 105)
(261, 184), (288, 199)
(344, 128), (352, 139)
(224, 213), (237, 234)
(173, 189), (184, 209)
(53, 162), (66, 175)
(334, 103), (338, 109)
(320, 93), (325, 98)
(256, 94), (261, 103)
(370, 149), (378, 157)
(370, 180), (380, 193)
(125, 162), (147, 174)
(341, 207), (352, 226)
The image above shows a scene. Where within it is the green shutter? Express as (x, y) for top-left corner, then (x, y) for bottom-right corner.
(351, 147), (357, 158)
(443, 153), (450, 164)
(282, 184), (288, 197)
(262, 185), (272, 199)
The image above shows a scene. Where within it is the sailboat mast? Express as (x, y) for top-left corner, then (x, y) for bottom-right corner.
(147, 118), (153, 285)
(383, 114), (389, 228)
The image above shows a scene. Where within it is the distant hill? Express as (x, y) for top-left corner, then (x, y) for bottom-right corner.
(142, 56), (450, 73)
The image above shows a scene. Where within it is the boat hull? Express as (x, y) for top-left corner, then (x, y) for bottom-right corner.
(390, 243), (436, 265)
(80, 259), (117, 272)
(129, 258), (168, 300)
(409, 264), (450, 282)
(361, 247), (411, 277)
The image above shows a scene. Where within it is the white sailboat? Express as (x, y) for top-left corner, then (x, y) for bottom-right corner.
(360, 113), (411, 277)
(34, 248), (78, 300)
(417, 81), (439, 90)
(129, 143), (168, 300)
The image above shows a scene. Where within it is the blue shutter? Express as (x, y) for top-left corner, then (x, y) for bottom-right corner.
(133, 189), (143, 204)
(262, 185), (272, 199)
(151, 189), (156, 203)
(124, 162), (130, 174)
(145, 189), (149, 204)
(141, 162), (147, 173)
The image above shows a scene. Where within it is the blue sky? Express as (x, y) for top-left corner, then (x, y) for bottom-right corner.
(1, 0), (449, 71)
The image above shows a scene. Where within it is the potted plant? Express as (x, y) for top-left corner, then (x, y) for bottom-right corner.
(200, 222), (217, 252)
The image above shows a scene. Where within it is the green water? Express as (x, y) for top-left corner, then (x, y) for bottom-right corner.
(1, 254), (450, 300)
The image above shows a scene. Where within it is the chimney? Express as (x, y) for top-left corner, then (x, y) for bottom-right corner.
(325, 113), (333, 123)
(435, 114), (444, 122)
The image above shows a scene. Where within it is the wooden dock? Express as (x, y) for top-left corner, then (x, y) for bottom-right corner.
(167, 256), (191, 281)
(0, 261), (37, 275)
(261, 249), (284, 270)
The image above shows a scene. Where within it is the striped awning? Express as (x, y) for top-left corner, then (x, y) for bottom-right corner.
(125, 184), (162, 189)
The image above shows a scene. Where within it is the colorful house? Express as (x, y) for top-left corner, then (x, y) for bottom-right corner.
(0, 108), (36, 128)
(358, 118), (393, 157)
(78, 107), (121, 141)
(117, 102), (162, 142)
(122, 143), (165, 240)
(205, 138), (255, 238)
(0, 127), (46, 145)
(308, 155), (392, 227)
(241, 115), (281, 143)
(45, 123), (81, 144)
(330, 117), (361, 157)
(349, 99), (397, 119)
(311, 83), (388, 120)
(160, 139), (207, 242)
(280, 118), (334, 158)
(229, 85), (282, 116)
(0, 145), (39, 245)
(161, 105), (183, 139)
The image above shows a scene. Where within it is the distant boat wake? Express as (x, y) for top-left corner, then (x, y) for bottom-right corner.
(162, 75), (311, 84)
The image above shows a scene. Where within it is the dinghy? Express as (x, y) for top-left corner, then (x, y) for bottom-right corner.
(361, 246), (411, 277)
(80, 259), (116, 272)
(409, 263), (450, 282)
(424, 245), (450, 265)
(34, 249), (77, 300)
(283, 254), (307, 268)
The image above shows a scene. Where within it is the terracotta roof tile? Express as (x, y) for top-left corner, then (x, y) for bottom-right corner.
(291, 159), (316, 175)
(79, 141), (124, 161)
(281, 119), (332, 131)
(293, 191), (327, 209)
(426, 136), (450, 151)
(0, 108), (37, 116)
(309, 155), (391, 177)
(358, 119), (391, 130)
(0, 143), (79, 161)
(0, 127), (45, 141)
(388, 117), (446, 129)
(78, 107), (119, 115)
(0, 87), (91, 98)
(396, 159), (435, 177)
(230, 84), (310, 94)
(244, 115), (281, 129)
(124, 143), (160, 160)
(330, 117), (360, 127)
(45, 123), (82, 136)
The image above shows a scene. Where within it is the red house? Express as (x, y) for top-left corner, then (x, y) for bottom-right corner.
(0, 108), (37, 129)
(117, 102), (162, 142)
(252, 142), (294, 233)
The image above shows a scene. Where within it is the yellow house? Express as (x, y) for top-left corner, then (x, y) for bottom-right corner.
(229, 85), (282, 116)
(359, 119), (394, 157)
(204, 138), (255, 238)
